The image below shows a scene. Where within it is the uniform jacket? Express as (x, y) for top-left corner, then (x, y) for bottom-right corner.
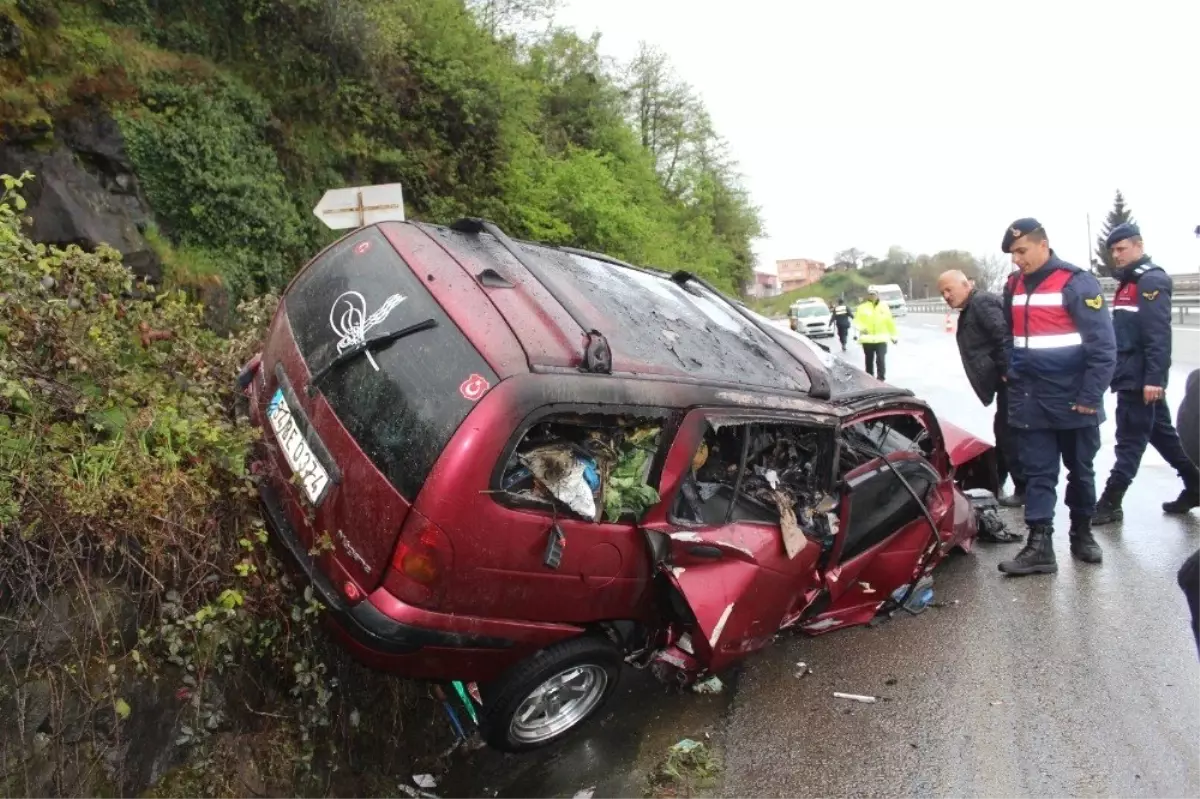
(1178, 369), (1199, 468)
(954, 289), (1009, 407)
(854, 300), (897, 343)
(1003, 254), (1117, 430)
(1111, 255), (1173, 392)
(830, 303), (853, 331)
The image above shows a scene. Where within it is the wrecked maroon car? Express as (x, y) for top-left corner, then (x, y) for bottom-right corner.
(240, 217), (1002, 751)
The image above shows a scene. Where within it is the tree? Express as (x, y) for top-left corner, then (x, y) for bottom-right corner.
(468, 0), (559, 38)
(832, 247), (867, 270)
(1094, 190), (1137, 277)
(975, 253), (1013, 293)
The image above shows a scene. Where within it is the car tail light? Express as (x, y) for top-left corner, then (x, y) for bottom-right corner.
(387, 509), (454, 609)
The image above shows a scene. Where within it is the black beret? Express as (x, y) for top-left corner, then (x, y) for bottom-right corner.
(1001, 218), (1044, 254)
(1105, 222), (1140, 249)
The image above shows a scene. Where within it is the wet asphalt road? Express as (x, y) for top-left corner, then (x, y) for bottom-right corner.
(444, 315), (1200, 799)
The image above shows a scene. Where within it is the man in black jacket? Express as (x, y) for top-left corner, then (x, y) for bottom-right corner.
(1176, 369), (1199, 653)
(938, 270), (1025, 506)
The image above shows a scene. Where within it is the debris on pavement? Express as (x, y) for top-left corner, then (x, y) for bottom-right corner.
(396, 785), (438, 799)
(793, 661), (811, 678)
(650, 738), (722, 798)
(692, 675), (724, 694)
(891, 574), (935, 614)
(990, 700), (1004, 706)
(413, 774), (438, 789)
(573, 789), (596, 799)
(833, 692), (878, 704)
(965, 487), (1022, 542)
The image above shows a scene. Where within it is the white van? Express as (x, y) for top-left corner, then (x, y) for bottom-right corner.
(868, 284), (907, 317)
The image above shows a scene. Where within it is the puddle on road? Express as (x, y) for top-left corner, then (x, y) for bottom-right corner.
(439, 667), (735, 799)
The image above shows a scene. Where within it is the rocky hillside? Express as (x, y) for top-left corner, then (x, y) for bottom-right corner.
(0, 0), (762, 301)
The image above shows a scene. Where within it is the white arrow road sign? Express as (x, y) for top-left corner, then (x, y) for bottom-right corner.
(313, 183), (405, 229)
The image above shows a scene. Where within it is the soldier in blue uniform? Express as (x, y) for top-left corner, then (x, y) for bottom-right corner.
(1092, 223), (1199, 524)
(997, 218), (1116, 576)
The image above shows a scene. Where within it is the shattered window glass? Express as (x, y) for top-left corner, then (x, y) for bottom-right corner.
(673, 421), (836, 557)
(498, 413), (668, 523)
(841, 415), (932, 471)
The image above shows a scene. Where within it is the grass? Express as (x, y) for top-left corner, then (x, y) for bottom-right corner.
(145, 223), (227, 288)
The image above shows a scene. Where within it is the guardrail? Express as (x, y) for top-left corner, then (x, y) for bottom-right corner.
(906, 295), (1199, 324)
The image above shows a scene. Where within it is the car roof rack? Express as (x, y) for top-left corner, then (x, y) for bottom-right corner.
(449, 218), (611, 375)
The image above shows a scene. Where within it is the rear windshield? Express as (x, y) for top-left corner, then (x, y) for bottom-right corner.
(284, 226), (497, 499)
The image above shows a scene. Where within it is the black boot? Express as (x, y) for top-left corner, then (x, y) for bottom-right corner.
(998, 524), (1058, 576)
(1069, 519), (1102, 564)
(1163, 486), (1200, 515)
(998, 487), (1026, 508)
(1161, 467), (1200, 515)
(1092, 485), (1126, 526)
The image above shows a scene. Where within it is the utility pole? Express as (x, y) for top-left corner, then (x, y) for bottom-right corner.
(1086, 212), (1094, 272)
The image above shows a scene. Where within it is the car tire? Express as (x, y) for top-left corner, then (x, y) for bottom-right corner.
(480, 635), (621, 752)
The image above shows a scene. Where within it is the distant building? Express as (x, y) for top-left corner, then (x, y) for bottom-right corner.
(745, 271), (780, 298)
(776, 258), (827, 292)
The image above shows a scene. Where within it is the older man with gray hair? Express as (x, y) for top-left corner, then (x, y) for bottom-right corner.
(938, 269), (1025, 506)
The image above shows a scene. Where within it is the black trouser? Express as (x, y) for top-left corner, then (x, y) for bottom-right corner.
(994, 383), (1025, 492)
(1179, 549), (1200, 656)
(1107, 390), (1199, 491)
(836, 325), (849, 348)
(863, 342), (887, 380)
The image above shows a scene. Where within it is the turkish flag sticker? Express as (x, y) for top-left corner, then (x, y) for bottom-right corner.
(459, 374), (490, 402)
(353, 240), (371, 255)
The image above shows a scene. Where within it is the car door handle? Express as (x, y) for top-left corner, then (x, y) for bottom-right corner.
(687, 545), (723, 559)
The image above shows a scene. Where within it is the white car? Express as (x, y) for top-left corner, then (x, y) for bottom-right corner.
(789, 301), (834, 338)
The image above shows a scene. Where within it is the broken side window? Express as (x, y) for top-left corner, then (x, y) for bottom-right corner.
(497, 412), (669, 523)
(839, 414), (932, 475)
(672, 421), (836, 556)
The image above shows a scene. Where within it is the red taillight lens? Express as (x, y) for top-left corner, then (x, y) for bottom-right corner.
(387, 510), (454, 608)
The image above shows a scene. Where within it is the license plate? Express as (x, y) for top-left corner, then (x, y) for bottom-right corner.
(267, 388), (330, 505)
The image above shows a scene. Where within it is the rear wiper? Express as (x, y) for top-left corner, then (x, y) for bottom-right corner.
(307, 318), (438, 393)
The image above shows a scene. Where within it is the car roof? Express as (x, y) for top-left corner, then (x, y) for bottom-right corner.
(413, 221), (905, 404)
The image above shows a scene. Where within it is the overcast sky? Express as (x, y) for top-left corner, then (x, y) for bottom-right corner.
(556, 0), (1200, 275)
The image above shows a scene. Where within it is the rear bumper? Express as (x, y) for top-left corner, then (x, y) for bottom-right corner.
(259, 482), (511, 655)
(261, 478), (594, 681)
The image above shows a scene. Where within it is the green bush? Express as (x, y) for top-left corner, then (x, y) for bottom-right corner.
(118, 73), (310, 295)
(0, 172), (383, 794)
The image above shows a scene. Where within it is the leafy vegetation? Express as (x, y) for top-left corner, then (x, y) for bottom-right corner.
(0, 174), (451, 796)
(1, 0), (762, 296)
